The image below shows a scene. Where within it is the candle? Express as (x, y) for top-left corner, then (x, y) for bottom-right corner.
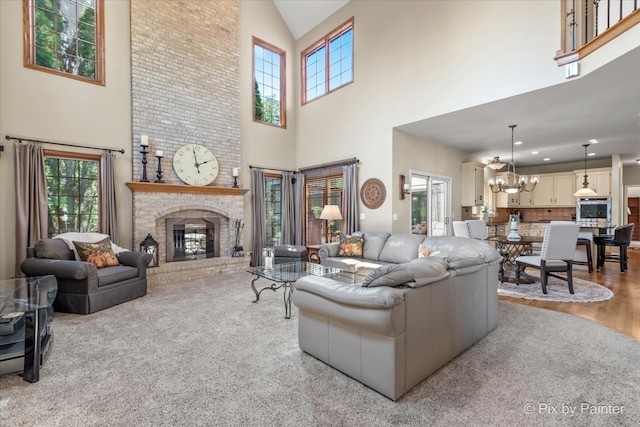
(232, 167), (239, 177)
(156, 150), (163, 158)
(140, 135), (149, 146)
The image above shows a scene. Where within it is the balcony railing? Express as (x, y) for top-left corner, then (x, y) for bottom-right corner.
(555, 0), (640, 66)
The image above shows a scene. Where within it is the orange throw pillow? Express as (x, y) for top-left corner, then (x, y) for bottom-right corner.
(73, 237), (120, 269)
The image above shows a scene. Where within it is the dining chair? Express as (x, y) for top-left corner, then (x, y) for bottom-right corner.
(465, 220), (489, 240)
(594, 224), (634, 272)
(515, 221), (580, 294)
(452, 221), (471, 238)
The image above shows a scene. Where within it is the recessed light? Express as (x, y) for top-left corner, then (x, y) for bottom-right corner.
(543, 158), (550, 161)
(588, 152), (596, 156)
(589, 139), (598, 144)
(514, 141), (523, 145)
(531, 151), (539, 155)
(637, 159), (640, 164)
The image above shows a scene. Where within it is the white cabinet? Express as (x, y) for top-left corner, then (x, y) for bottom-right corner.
(461, 162), (486, 206)
(575, 168), (611, 196)
(533, 173), (575, 207)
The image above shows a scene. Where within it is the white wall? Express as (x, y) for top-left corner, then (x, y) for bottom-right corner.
(293, 0), (567, 231)
(0, 0), (132, 279)
(239, 0), (297, 252)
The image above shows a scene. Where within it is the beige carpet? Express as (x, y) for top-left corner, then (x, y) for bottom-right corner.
(1, 273), (638, 426)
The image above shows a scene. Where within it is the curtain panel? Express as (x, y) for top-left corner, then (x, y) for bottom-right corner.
(101, 152), (119, 244)
(251, 168), (266, 267)
(14, 143), (48, 277)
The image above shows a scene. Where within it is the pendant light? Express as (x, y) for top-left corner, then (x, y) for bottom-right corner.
(487, 156), (506, 170)
(573, 143), (597, 197)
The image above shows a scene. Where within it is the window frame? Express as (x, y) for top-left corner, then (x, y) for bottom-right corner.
(264, 173), (283, 247)
(301, 17), (354, 105)
(44, 149), (102, 237)
(304, 174), (343, 244)
(23, 0), (105, 86)
(252, 36), (286, 128)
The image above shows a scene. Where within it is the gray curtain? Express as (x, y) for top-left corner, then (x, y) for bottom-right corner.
(251, 168), (266, 267)
(342, 163), (358, 234)
(293, 172), (305, 245)
(281, 172), (306, 246)
(101, 152), (119, 244)
(15, 143), (48, 277)
(280, 172), (295, 245)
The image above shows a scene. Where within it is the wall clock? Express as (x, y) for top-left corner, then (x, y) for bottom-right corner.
(360, 178), (386, 209)
(173, 143), (219, 186)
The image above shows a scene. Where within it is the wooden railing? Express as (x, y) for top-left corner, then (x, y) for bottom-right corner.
(555, 0), (640, 66)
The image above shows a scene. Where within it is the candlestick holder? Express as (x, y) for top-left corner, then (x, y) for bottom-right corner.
(140, 145), (149, 182)
(155, 155), (164, 183)
(232, 175), (239, 188)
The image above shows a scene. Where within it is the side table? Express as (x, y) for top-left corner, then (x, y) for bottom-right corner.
(306, 244), (323, 264)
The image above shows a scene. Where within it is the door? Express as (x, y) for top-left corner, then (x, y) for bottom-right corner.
(410, 173), (452, 236)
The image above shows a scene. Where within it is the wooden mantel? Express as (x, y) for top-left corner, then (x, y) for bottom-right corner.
(126, 182), (248, 196)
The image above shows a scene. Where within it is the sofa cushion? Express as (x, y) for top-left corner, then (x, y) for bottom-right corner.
(361, 232), (391, 260)
(97, 265), (139, 287)
(363, 257), (449, 288)
(324, 257), (365, 273)
(378, 234), (425, 264)
(338, 235), (364, 257)
(420, 236), (497, 269)
(73, 237), (120, 269)
(35, 239), (75, 260)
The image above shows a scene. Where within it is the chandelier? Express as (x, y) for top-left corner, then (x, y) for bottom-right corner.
(488, 125), (538, 194)
(573, 143), (597, 197)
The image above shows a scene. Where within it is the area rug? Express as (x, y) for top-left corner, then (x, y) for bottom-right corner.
(498, 271), (613, 302)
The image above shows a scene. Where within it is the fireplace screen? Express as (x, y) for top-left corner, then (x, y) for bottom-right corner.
(166, 218), (219, 262)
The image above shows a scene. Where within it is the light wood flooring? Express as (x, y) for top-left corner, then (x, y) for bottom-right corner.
(500, 248), (640, 340)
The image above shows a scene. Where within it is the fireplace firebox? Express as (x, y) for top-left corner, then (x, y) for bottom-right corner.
(166, 218), (220, 262)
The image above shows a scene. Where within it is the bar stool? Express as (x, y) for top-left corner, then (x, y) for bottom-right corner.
(573, 238), (593, 273)
(594, 224), (634, 272)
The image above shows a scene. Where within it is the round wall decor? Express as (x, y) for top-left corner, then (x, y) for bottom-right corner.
(360, 178), (386, 209)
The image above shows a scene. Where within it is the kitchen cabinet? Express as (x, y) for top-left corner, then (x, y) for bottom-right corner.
(533, 173), (575, 207)
(493, 172), (522, 207)
(461, 162), (485, 206)
(575, 168), (611, 196)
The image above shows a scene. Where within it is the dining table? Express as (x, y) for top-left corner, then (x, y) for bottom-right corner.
(492, 235), (544, 284)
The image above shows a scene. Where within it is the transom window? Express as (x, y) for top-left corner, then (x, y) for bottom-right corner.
(302, 18), (353, 104)
(45, 150), (101, 237)
(253, 37), (286, 127)
(24, 0), (105, 85)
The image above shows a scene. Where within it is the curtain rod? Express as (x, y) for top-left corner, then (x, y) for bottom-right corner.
(298, 157), (359, 172)
(5, 135), (125, 154)
(249, 165), (298, 174)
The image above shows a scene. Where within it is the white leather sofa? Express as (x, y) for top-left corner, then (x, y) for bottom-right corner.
(292, 234), (501, 400)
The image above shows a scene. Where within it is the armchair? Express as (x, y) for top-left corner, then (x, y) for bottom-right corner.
(20, 236), (152, 314)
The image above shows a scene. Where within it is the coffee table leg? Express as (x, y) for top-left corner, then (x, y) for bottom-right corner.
(283, 283), (293, 319)
(251, 275), (284, 303)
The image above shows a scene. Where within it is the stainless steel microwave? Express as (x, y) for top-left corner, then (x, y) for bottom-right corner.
(576, 197), (611, 225)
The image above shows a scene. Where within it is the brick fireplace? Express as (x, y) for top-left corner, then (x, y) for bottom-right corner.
(127, 182), (248, 286)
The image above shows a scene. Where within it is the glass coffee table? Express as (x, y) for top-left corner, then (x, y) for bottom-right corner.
(247, 262), (341, 319)
(1, 275), (57, 382)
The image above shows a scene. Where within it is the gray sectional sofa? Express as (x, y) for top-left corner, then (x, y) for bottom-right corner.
(292, 232), (502, 400)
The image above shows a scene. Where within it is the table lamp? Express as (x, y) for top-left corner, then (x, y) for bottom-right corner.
(320, 205), (343, 242)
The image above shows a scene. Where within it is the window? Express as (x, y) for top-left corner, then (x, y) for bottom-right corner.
(305, 175), (343, 244)
(24, 0), (105, 85)
(265, 174), (283, 247)
(45, 150), (101, 237)
(302, 18), (353, 104)
(253, 37), (286, 127)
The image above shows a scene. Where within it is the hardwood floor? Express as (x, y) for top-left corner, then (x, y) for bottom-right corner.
(499, 248), (640, 340)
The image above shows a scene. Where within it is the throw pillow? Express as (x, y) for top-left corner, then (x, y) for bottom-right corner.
(418, 243), (440, 258)
(338, 235), (364, 257)
(73, 237), (120, 269)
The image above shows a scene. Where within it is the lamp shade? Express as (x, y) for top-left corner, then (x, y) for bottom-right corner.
(319, 205), (342, 220)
